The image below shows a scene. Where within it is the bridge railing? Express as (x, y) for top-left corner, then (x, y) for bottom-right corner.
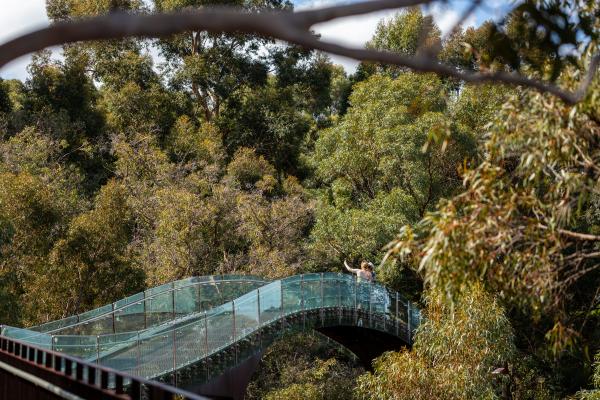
(31, 275), (268, 336)
(2, 273), (421, 386)
(0, 335), (208, 400)
(96, 273), (421, 380)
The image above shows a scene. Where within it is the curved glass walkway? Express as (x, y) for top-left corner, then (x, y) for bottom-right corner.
(0, 273), (420, 389)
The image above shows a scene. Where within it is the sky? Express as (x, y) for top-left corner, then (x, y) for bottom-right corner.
(0, 0), (512, 81)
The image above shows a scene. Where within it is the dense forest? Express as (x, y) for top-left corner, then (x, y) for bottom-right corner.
(0, 0), (599, 398)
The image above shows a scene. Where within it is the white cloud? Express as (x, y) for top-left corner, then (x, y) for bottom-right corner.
(312, 11), (397, 71)
(0, 0), (50, 80)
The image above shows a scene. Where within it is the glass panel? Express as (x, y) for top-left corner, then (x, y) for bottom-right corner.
(1, 327), (52, 349)
(388, 291), (398, 323)
(371, 285), (388, 314)
(145, 282), (173, 298)
(115, 301), (145, 333)
(138, 332), (174, 378)
(356, 281), (371, 311)
(115, 292), (144, 309)
(397, 296), (408, 322)
(173, 276), (195, 288)
(53, 335), (97, 360)
(66, 314), (114, 336)
(174, 320), (206, 370)
(322, 275), (339, 308)
(234, 291), (259, 340)
(206, 302), (234, 354)
(302, 274), (322, 311)
(198, 282), (223, 310)
(79, 304), (113, 322)
(411, 306), (421, 330)
(35, 316), (78, 333)
(259, 281), (282, 325)
(174, 286), (198, 316)
(97, 332), (139, 373)
(216, 281), (240, 303)
(282, 276), (302, 316)
(145, 291), (174, 327)
(339, 275), (356, 308)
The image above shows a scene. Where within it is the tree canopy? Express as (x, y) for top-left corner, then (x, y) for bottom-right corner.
(0, 0), (599, 398)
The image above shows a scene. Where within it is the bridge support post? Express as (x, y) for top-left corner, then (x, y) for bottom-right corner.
(395, 294), (399, 337)
(136, 332), (141, 377)
(232, 301), (237, 364)
(337, 277), (341, 325)
(143, 292), (147, 329)
(256, 289), (261, 349)
(279, 283), (285, 332)
(111, 304), (116, 334)
(407, 301), (412, 345)
(320, 273), (324, 326)
(353, 277), (357, 325)
(301, 275), (305, 329)
(172, 289), (176, 320)
(368, 282), (372, 328)
(172, 326), (177, 386)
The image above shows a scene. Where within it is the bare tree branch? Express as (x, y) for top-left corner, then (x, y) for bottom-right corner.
(541, 224), (600, 241)
(557, 229), (600, 242)
(0, 1), (597, 104)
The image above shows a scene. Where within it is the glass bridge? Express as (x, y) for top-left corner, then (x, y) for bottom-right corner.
(0, 273), (421, 392)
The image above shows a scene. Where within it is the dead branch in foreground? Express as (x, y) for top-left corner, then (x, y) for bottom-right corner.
(0, 0), (597, 104)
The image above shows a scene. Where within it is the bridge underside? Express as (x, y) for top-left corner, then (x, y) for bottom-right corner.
(185, 325), (409, 400)
(316, 325), (410, 370)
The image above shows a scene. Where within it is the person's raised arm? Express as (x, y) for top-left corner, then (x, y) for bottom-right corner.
(344, 260), (359, 274)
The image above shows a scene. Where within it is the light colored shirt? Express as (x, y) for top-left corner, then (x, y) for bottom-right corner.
(344, 261), (373, 281)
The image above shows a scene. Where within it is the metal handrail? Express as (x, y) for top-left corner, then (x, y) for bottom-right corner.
(0, 335), (208, 400)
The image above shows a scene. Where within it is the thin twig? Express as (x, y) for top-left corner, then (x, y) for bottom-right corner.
(557, 229), (600, 242)
(539, 224), (600, 241)
(0, 2), (597, 104)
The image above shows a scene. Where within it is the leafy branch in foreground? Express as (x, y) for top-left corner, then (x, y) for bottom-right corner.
(0, 0), (598, 104)
(385, 74), (600, 358)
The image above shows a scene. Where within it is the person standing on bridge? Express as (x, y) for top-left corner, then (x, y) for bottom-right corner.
(343, 260), (374, 327)
(343, 260), (374, 282)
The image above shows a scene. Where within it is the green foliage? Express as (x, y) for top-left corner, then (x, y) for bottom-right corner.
(310, 73), (477, 273)
(357, 285), (552, 400)
(386, 64), (600, 391)
(0, 169), (82, 324)
(576, 353), (600, 399)
(40, 181), (144, 317)
(1, 2), (598, 397)
(247, 332), (363, 400)
(167, 117), (224, 172)
(369, 9), (441, 60)
(237, 191), (314, 278)
(217, 82), (313, 174)
(153, 0), (287, 122)
(0, 79), (12, 119)
(262, 359), (356, 400)
(226, 147), (276, 191)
